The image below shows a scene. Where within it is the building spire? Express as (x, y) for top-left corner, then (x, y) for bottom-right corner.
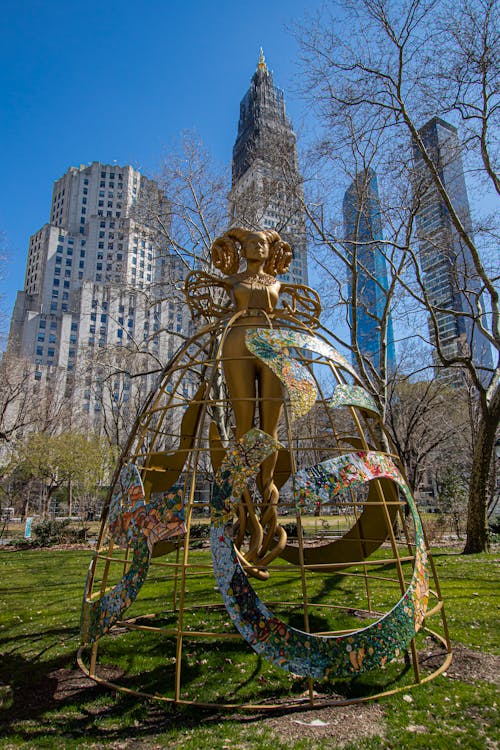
(257, 47), (267, 72)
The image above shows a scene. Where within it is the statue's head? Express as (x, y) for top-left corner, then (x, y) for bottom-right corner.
(211, 228), (293, 276)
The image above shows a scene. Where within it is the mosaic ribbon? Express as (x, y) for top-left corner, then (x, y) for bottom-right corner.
(245, 328), (356, 419)
(211, 435), (429, 678)
(81, 464), (185, 643)
(329, 384), (380, 416)
(211, 428), (283, 526)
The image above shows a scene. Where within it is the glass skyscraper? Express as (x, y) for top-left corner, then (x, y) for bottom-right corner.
(413, 116), (493, 387)
(343, 168), (397, 373)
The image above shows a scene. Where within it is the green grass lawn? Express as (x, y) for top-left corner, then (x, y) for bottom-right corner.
(0, 545), (498, 749)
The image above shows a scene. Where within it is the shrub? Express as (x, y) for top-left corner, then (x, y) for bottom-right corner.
(31, 518), (71, 547)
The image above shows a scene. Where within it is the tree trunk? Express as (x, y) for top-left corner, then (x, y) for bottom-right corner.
(464, 385), (500, 553)
(68, 479), (73, 518)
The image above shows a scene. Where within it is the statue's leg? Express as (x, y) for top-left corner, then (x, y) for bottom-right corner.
(223, 353), (265, 572)
(222, 337), (256, 438)
(256, 364), (287, 562)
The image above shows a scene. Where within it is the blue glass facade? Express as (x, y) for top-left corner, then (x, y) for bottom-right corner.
(413, 117), (494, 387)
(343, 169), (397, 373)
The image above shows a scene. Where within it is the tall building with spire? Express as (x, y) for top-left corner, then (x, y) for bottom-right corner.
(413, 116), (493, 387)
(343, 168), (397, 373)
(229, 50), (308, 286)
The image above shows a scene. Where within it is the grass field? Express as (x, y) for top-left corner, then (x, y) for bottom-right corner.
(0, 544), (498, 749)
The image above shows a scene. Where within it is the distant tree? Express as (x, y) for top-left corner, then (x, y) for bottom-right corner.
(386, 378), (470, 493)
(438, 467), (469, 539)
(0, 356), (38, 444)
(11, 432), (115, 518)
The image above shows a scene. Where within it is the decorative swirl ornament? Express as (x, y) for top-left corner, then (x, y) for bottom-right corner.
(209, 337), (429, 678)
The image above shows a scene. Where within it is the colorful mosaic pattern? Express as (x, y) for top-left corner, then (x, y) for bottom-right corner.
(81, 464), (185, 643)
(329, 384), (380, 416)
(211, 429), (283, 525)
(245, 328), (356, 419)
(210, 432), (429, 678)
(295, 450), (397, 511)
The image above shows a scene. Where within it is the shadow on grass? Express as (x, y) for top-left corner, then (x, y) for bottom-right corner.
(0, 650), (239, 745)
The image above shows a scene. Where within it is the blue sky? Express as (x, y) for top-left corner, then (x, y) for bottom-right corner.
(0, 0), (321, 327)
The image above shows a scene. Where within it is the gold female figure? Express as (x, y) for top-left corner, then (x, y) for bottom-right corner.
(211, 228), (292, 575)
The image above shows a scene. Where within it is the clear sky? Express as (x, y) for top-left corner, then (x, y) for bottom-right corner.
(0, 0), (321, 329)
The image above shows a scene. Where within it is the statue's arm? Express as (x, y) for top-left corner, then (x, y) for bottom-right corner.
(277, 283), (322, 327)
(183, 270), (232, 320)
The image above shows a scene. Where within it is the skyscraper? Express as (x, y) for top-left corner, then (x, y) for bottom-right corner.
(343, 168), (396, 373)
(229, 50), (308, 286)
(7, 162), (190, 435)
(413, 116), (493, 386)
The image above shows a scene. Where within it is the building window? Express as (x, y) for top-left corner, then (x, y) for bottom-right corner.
(36, 346), (43, 356)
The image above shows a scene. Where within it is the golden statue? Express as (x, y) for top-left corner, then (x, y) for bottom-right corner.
(79, 226), (450, 712)
(211, 229), (294, 576)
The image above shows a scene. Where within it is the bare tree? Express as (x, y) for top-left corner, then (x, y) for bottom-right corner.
(296, 0), (499, 552)
(386, 377), (471, 494)
(135, 131), (230, 274)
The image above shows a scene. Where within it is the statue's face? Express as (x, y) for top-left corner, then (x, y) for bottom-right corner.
(242, 232), (269, 261)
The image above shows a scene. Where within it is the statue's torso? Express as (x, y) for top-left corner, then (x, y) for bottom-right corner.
(229, 275), (280, 314)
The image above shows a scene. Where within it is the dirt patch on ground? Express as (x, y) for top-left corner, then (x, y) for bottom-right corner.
(51, 666), (124, 702)
(259, 701), (386, 746)
(419, 643), (500, 686)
